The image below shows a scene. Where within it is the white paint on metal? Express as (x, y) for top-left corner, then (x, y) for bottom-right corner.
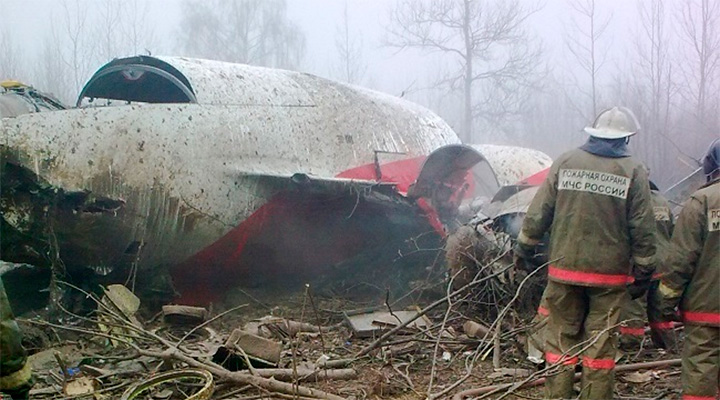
(468, 144), (552, 186)
(488, 186), (540, 218)
(3, 56), (461, 269)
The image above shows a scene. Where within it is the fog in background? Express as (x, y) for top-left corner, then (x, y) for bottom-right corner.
(2, 0), (718, 189)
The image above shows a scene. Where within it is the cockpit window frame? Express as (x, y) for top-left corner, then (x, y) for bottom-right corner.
(76, 58), (197, 106)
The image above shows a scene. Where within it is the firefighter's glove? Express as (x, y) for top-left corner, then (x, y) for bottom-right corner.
(512, 242), (535, 272)
(627, 278), (651, 300)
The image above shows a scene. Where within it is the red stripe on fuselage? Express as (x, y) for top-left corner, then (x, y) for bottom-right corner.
(172, 155), (459, 305)
(519, 167), (549, 186)
(335, 156), (426, 194)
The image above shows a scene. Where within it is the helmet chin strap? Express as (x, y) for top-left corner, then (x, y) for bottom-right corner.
(625, 137), (631, 145)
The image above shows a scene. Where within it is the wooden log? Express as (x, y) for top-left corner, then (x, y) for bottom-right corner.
(254, 368), (357, 381)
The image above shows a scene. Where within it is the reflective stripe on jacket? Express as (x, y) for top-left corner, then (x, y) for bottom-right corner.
(659, 179), (720, 327)
(518, 148), (656, 287)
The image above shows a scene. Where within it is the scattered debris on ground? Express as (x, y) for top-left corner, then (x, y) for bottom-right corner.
(16, 272), (683, 400)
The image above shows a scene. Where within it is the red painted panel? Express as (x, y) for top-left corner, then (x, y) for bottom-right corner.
(519, 167), (550, 186)
(171, 154), (474, 305)
(335, 156), (426, 194)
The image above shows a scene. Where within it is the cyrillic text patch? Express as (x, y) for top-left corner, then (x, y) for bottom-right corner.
(558, 169), (630, 199)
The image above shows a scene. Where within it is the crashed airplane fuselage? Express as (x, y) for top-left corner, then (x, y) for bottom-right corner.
(2, 56), (503, 305)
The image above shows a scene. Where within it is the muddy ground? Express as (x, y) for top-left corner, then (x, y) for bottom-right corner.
(16, 285), (683, 400)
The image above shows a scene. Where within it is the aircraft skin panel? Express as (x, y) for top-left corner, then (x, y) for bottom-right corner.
(1, 103), (459, 301)
(469, 144), (552, 187)
(3, 102), (454, 213)
(2, 56), (467, 304)
(152, 56), (316, 106)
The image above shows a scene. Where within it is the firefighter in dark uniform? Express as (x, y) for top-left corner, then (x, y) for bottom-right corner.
(651, 138), (720, 400)
(514, 106), (656, 399)
(619, 180), (676, 350)
(0, 277), (33, 399)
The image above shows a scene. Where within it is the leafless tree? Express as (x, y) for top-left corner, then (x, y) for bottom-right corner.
(634, 0), (674, 129)
(333, 0), (367, 85)
(54, 0), (97, 101)
(0, 28), (22, 80)
(120, 0), (158, 56)
(677, 0), (720, 130)
(29, 0), (158, 103)
(385, 0), (544, 142)
(564, 0), (612, 116)
(518, 73), (587, 157)
(626, 0), (678, 181)
(177, 0), (306, 70)
(34, 36), (74, 104)
(95, 0), (123, 62)
(95, 0), (158, 61)
(31, 0), (97, 103)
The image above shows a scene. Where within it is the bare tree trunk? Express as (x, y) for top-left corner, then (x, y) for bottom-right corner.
(590, 0), (597, 116)
(678, 0), (720, 150)
(0, 29), (21, 79)
(344, 2), (351, 83)
(463, 0), (473, 143)
(333, 0), (366, 84)
(565, 0), (611, 118)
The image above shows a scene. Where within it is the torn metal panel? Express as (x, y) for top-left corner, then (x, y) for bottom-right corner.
(1, 105), (451, 272)
(468, 144), (552, 187)
(344, 309), (432, 338)
(0, 81), (66, 118)
(0, 92), (35, 118)
(663, 167), (705, 211)
(212, 329), (282, 369)
(484, 186), (540, 219)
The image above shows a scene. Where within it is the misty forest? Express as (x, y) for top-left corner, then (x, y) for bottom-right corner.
(2, 1), (720, 399)
(2, 0), (718, 190)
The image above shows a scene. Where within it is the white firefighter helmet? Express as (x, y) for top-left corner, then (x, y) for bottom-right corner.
(583, 106), (640, 139)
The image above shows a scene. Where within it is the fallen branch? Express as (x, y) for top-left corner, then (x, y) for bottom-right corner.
(26, 284), (349, 400)
(138, 347), (348, 400)
(428, 260), (552, 400)
(253, 368), (357, 381)
(315, 358), (357, 369)
(427, 267), (462, 395)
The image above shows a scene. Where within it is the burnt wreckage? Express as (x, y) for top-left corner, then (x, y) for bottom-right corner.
(1, 56), (550, 310)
